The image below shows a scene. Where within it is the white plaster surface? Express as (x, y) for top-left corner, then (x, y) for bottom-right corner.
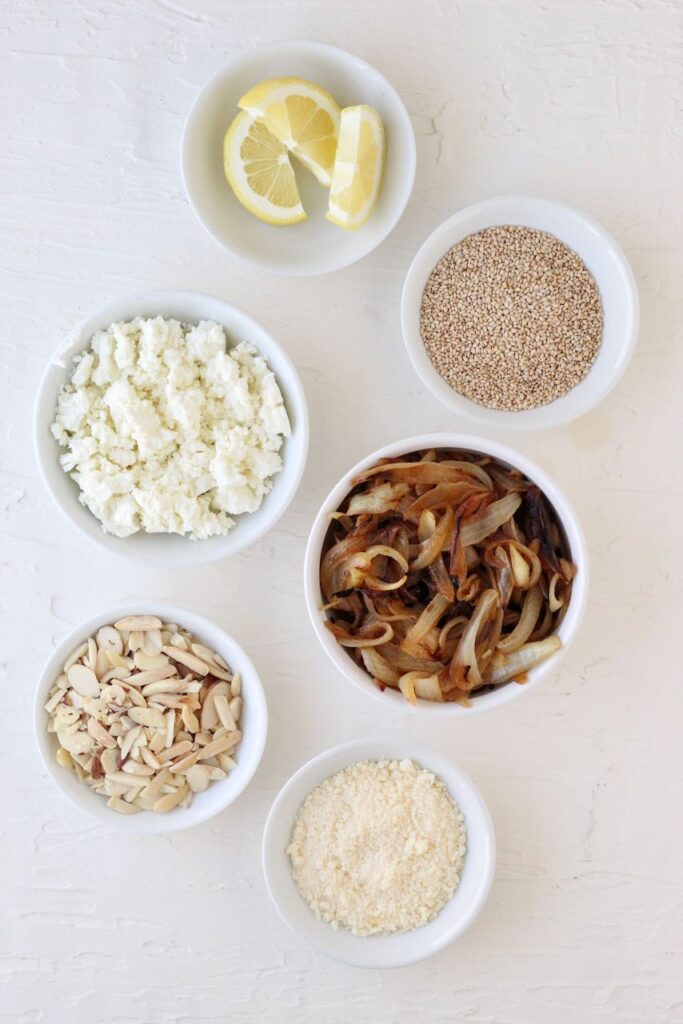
(1, 1), (682, 1021)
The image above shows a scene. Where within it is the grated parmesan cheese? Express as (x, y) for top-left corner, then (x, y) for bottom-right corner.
(286, 758), (467, 936)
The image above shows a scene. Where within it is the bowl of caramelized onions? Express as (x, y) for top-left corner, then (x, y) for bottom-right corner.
(304, 434), (588, 714)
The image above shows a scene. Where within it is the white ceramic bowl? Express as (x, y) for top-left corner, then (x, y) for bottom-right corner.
(401, 195), (639, 430)
(304, 432), (589, 715)
(34, 603), (267, 834)
(33, 290), (309, 567)
(182, 41), (416, 276)
(262, 738), (495, 967)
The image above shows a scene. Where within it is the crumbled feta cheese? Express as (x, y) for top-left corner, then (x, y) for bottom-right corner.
(51, 317), (291, 539)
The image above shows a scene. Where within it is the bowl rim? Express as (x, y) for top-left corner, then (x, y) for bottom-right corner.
(261, 736), (496, 967)
(33, 601), (268, 834)
(401, 194), (640, 430)
(303, 431), (589, 715)
(32, 288), (310, 568)
(181, 39), (417, 277)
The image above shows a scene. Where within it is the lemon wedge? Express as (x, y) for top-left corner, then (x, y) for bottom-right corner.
(238, 77), (340, 187)
(223, 111), (306, 225)
(326, 105), (385, 230)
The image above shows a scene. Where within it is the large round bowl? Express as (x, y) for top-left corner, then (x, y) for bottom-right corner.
(304, 433), (589, 715)
(401, 195), (639, 430)
(262, 738), (495, 967)
(33, 290), (309, 567)
(34, 603), (268, 835)
(182, 41), (416, 276)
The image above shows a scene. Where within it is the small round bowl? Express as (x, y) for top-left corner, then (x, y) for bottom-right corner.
(34, 603), (268, 834)
(304, 432), (589, 715)
(182, 41), (416, 276)
(401, 195), (639, 430)
(262, 738), (495, 967)
(33, 289), (309, 567)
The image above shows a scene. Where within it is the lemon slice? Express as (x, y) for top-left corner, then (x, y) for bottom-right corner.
(238, 78), (340, 187)
(326, 105), (385, 230)
(223, 110), (306, 226)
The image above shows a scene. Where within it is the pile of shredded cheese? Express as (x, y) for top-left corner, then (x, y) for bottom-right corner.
(287, 758), (467, 936)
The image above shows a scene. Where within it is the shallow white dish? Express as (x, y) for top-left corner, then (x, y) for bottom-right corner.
(401, 195), (639, 430)
(262, 738), (495, 968)
(33, 289), (309, 568)
(182, 41), (416, 276)
(34, 602), (267, 835)
(304, 432), (589, 715)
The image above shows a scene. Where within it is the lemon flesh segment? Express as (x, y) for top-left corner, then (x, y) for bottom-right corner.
(239, 78), (341, 187)
(326, 105), (385, 230)
(223, 110), (306, 226)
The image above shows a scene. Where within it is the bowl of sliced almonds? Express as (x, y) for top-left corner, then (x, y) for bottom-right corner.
(34, 603), (267, 833)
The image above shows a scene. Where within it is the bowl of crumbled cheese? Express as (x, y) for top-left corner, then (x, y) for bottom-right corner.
(262, 738), (495, 967)
(33, 290), (309, 566)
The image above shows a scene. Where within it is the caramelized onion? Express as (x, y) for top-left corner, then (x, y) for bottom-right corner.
(320, 448), (575, 705)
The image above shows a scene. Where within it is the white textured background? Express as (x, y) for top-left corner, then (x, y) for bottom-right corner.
(2, 1), (682, 1021)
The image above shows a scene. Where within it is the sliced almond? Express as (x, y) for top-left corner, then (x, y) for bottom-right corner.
(164, 709), (176, 747)
(100, 747), (119, 774)
(185, 764), (210, 793)
(229, 696), (242, 723)
(134, 650), (170, 672)
(200, 681), (230, 731)
(128, 707), (166, 729)
(64, 642), (88, 673)
(214, 694), (236, 731)
(162, 646), (215, 677)
(124, 665), (177, 688)
(140, 747), (162, 770)
(154, 785), (189, 812)
(141, 677), (184, 697)
(45, 688), (67, 714)
(87, 717), (117, 749)
(56, 729), (94, 755)
(67, 664), (100, 698)
(198, 731), (241, 761)
(107, 796), (141, 815)
(168, 748), (202, 774)
(96, 625), (123, 654)
(160, 739), (193, 762)
(230, 674), (242, 698)
(205, 766), (227, 781)
(141, 628), (163, 656)
(139, 767), (171, 801)
(56, 747), (73, 770)
(121, 761), (155, 776)
(181, 704), (199, 733)
(114, 615), (163, 632)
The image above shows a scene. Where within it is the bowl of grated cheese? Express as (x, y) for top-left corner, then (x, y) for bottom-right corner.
(262, 738), (495, 967)
(33, 290), (309, 567)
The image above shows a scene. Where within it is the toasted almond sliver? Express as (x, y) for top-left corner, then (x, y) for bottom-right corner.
(161, 739), (193, 762)
(168, 749), (202, 774)
(141, 677), (184, 697)
(128, 707), (166, 729)
(214, 694), (236, 731)
(181, 704), (199, 733)
(114, 615), (163, 632)
(87, 717), (117, 749)
(105, 770), (142, 786)
(64, 642), (88, 673)
(154, 784), (189, 812)
(198, 731), (241, 761)
(200, 681), (230, 731)
(125, 665), (177, 688)
(141, 747), (162, 770)
(45, 688), (67, 714)
(162, 646), (214, 677)
(164, 710), (175, 749)
(108, 796), (141, 815)
(139, 767), (171, 801)
(121, 761), (155, 776)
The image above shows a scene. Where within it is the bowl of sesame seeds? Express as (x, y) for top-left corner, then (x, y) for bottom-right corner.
(401, 195), (639, 430)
